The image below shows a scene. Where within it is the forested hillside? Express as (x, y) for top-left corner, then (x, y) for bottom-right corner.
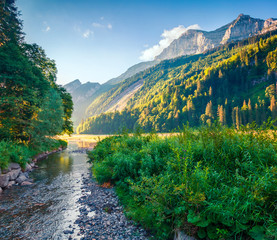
(0, 0), (73, 169)
(77, 31), (277, 134)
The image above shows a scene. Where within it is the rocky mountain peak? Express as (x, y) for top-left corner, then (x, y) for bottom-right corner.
(155, 14), (276, 61)
(220, 14), (264, 44)
(64, 79), (81, 94)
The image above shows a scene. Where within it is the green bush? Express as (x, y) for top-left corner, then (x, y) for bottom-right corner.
(0, 141), (32, 169)
(88, 126), (277, 240)
(0, 139), (68, 171)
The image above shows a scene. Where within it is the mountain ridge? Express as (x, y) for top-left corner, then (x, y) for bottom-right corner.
(155, 14), (277, 60)
(67, 14), (277, 128)
(77, 29), (277, 134)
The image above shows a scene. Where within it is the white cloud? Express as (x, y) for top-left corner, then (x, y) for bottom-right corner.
(92, 22), (113, 30)
(83, 29), (93, 38)
(42, 21), (51, 32)
(92, 22), (104, 28)
(140, 24), (201, 61)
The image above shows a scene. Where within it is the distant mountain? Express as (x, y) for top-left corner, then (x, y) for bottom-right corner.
(64, 60), (158, 127)
(77, 30), (277, 134)
(105, 61), (158, 86)
(155, 14), (277, 61)
(63, 79), (82, 94)
(64, 80), (101, 126)
(72, 14), (277, 130)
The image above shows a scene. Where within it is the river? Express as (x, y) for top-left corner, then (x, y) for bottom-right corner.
(0, 141), (95, 239)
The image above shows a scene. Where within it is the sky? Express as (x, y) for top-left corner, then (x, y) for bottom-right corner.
(17, 0), (277, 85)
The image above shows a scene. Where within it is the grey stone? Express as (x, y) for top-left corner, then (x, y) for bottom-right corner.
(24, 163), (32, 172)
(174, 230), (196, 240)
(0, 187), (2, 194)
(8, 169), (21, 180)
(16, 173), (27, 184)
(9, 163), (21, 170)
(7, 181), (16, 188)
(0, 174), (9, 188)
(21, 181), (33, 186)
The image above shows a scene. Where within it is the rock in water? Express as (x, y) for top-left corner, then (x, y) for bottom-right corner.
(21, 181), (33, 186)
(16, 173), (27, 184)
(8, 169), (21, 181)
(24, 163), (32, 172)
(7, 181), (16, 188)
(0, 174), (9, 188)
(0, 187), (2, 194)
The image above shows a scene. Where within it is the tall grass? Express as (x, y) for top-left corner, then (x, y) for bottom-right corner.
(88, 125), (277, 240)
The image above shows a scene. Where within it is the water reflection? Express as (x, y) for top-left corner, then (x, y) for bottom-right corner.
(0, 142), (91, 240)
(76, 141), (97, 149)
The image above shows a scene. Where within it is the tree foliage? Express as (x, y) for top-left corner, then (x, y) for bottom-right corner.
(0, 0), (73, 146)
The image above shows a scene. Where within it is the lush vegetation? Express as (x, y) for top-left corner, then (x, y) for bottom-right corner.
(77, 31), (277, 134)
(0, 139), (67, 170)
(0, 0), (73, 169)
(88, 125), (277, 240)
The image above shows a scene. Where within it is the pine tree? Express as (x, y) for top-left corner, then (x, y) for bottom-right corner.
(209, 86), (212, 96)
(241, 100), (248, 125)
(248, 99), (253, 123)
(205, 101), (213, 118)
(235, 107), (241, 129)
(217, 105), (224, 125)
(270, 96), (277, 120)
(0, 0), (23, 44)
(255, 103), (260, 125)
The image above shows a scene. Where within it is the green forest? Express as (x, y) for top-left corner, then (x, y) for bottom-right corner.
(77, 31), (277, 134)
(0, 0), (73, 170)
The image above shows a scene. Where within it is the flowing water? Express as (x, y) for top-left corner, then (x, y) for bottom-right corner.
(0, 141), (96, 240)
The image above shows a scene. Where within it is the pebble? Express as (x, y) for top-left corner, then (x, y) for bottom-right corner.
(70, 173), (152, 240)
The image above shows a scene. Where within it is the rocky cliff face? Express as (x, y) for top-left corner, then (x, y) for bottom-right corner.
(156, 14), (277, 61)
(220, 14), (264, 44)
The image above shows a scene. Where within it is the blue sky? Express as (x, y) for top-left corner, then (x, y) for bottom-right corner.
(17, 0), (277, 85)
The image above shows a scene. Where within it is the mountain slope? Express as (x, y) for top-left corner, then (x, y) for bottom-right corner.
(83, 14), (277, 123)
(64, 61), (158, 126)
(64, 81), (101, 126)
(77, 30), (277, 134)
(156, 14), (277, 61)
(105, 61), (158, 85)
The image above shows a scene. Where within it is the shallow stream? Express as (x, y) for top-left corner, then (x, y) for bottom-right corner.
(0, 141), (95, 239)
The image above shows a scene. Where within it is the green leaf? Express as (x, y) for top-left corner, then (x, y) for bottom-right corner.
(235, 221), (249, 233)
(187, 210), (210, 227)
(249, 226), (265, 240)
(198, 228), (207, 239)
(207, 226), (218, 239)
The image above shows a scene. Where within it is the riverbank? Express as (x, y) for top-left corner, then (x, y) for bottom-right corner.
(0, 147), (65, 193)
(88, 127), (277, 239)
(69, 172), (152, 239)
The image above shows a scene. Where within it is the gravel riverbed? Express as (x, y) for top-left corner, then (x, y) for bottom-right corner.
(66, 173), (152, 240)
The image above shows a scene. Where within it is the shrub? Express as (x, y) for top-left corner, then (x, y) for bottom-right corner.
(88, 126), (277, 240)
(0, 141), (32, 169)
